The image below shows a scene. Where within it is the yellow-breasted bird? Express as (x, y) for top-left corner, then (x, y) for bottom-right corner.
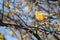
(36, 11), (48, 21)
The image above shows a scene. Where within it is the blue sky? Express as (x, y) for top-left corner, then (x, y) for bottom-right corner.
(0, 26), (18, 40)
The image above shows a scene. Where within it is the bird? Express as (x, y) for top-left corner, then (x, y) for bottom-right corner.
(36, 11), (48, 21)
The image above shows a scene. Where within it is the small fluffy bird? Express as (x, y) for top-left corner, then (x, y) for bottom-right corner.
(36, 11), (48, 21)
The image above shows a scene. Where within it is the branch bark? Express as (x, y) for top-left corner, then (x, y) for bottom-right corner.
(0, 22), (41, 40)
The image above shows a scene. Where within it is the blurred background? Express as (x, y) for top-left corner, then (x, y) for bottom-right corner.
(0, 0), (60, 40)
